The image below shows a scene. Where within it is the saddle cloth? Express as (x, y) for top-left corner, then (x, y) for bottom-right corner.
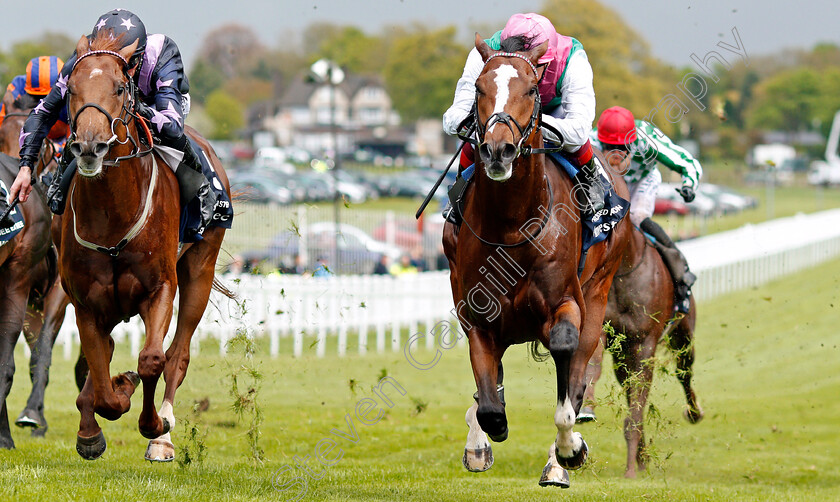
(153, 139), (234, 243)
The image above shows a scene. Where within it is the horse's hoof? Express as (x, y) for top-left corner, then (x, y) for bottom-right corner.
(15, 408), (44, 429)
(462, 446), (494, 472)
(125, 371), (141, 387)
(576, 406), (596, 423)
(555, 437), (588, 470)
(0, 436), (15, 450)
(684, 405), (704, 424)
(145, 438), (175, 462)
(76, 431), (107, 460)
(539, 461), (570, 488)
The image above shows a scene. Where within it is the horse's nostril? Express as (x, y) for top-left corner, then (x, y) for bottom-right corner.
(501, 144), (517, 161)
(93, 142), (110, 157)
(69, 143), (82, 157)
(478, 143), (492, 162)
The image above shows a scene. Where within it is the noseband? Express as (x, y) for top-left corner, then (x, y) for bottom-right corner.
(69, 50), (152, 166)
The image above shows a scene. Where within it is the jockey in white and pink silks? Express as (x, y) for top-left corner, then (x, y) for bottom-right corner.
(443, 13), (607, 214)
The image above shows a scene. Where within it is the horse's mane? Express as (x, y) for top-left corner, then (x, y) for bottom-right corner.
(87, 29), (126, 53)
(12, 93), (39, 111)
(499, 34), (538, 53)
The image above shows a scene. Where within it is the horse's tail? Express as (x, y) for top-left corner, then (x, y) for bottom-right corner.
(529, 340), (551, 362)
(212, 276), (237, 300)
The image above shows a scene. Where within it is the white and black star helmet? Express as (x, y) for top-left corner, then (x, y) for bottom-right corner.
(91, 9), (147, 66)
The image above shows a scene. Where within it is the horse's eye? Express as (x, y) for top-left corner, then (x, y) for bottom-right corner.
(529, 86), (538, 96)
(475, 87), (484, 97)
(117, 86), (124, 96)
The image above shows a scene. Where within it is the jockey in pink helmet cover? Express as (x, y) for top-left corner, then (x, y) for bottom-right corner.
(443, 13), (605, 213)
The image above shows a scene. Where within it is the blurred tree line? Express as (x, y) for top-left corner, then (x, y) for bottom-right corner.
(2, 0), (839, 161)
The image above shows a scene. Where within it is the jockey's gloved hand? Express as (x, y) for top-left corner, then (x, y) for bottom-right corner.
(541, 126), (563, 146)
(677, 185), (695, 203)
(134, 100), (155, 120)
(456, 114), (475, 138)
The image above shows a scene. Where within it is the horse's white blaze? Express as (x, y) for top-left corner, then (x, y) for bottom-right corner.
(554, 393), (583, 458)
(89, 69), (103, 78)
(488, 64), (518, 135)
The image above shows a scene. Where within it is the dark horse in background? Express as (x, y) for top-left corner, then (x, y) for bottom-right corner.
(444, 35), (631, 488)
(0, 96), (54, 448)
(578, 221), (703, 477)
(60, 33), (231, 461)
(0, 92), (80, 440)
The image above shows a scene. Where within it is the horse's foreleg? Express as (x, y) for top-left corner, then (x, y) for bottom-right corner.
(137, 284), (176, 441)
(578, 331), (606, 423)
(74, 309), (131, 459)
(670, 305), (703, 424)
(18, 287), (70, 435)
(467, 327), (507, 442)
(549, 300), (588, 470)
(0, 284), (28, 449)
(618, 336), (655, 478)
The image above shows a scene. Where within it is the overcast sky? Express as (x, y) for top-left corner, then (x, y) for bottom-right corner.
(2, 0), (838, 68)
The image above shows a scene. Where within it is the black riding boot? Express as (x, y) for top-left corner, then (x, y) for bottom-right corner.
(46, 152), (77, 215)
(176, 140), (217, 237)
(640, 217), (696, 313)
(572, 156), (606, 213)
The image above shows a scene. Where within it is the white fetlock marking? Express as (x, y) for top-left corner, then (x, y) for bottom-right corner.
(159, 400), (175, 430)
(465, 403), (490, 450)
(554, 395), (583, 458)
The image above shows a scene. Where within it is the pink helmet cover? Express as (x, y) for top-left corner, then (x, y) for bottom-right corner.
(501, 13), (571, 104)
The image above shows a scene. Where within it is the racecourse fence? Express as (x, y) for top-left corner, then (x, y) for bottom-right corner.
(40, 208), (840, 360)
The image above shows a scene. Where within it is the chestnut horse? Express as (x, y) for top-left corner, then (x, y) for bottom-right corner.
(579, 224), (703, 477)
(0, 95), (70, 441)
(444, 35), (631, 488)
(59, 34), (231, 461)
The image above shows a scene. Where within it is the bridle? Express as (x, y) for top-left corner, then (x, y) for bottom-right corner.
(454, 51), (562, 249)
(68, 49), (153, 166)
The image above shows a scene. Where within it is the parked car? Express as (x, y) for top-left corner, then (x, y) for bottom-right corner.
(654, 197), (689, 216)
(265, 222), (402, 274)
(657, 183), (716, 216)
(699, 184), (758, 213)
(230, 173), (293, 205)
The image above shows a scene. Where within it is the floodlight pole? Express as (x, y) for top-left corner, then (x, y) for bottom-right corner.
(310, 59), (345, 274)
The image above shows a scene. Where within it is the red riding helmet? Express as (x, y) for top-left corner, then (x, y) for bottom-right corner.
(597, 106), (637, 145)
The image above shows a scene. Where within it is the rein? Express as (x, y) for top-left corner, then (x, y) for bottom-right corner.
(455, 51), (564, 248)
(69, 51), (153, 166)
(67, 50), (158, 258)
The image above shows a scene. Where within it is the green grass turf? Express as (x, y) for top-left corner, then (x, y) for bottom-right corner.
(2, 257), (840, 500)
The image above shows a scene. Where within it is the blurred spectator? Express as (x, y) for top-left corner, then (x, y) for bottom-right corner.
(373, 254), (391, 275)
(227, 254), (246, 274)
(280, 254), (307, 275)
(312, 255), (334, 278)
(409, 245), (425, 272)
(389, 254), (418, 276)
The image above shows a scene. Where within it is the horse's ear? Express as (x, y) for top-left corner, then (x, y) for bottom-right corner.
(475, 33), (494, 62)
(527, 40), (549, 67)
(75, 35), (90, 56)
(119, 40), (139, 67)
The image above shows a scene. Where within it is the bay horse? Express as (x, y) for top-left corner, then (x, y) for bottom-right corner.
(0, 94), (70, 442)
(0, 149), (52, 448)
(443, 35), (632, 488)
(578, 223), (703, 477)
(59, 33), (231, 461)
